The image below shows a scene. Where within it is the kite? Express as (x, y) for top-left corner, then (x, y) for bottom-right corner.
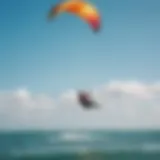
(48, 0), (101, 32)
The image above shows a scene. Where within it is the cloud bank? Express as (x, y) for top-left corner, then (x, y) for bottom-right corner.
(0, 81), (160, 130)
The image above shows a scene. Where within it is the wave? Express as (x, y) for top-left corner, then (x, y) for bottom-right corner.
(3, 151), (160, 160)
(9, 142), (160, 158)
(58, 131), (93, 142)
(142, 143), (160, 152)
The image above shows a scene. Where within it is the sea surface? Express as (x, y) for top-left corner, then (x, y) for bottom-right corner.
(0, 130), (160, 160)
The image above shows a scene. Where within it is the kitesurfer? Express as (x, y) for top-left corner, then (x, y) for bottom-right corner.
(78, 91), (99, 109)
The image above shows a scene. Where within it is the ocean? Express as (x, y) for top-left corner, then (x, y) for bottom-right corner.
(0, 130), (160, 160)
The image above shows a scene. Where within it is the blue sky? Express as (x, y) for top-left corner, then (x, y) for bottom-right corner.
(0, 0), (160, 130)
(0, 0), (160, 95)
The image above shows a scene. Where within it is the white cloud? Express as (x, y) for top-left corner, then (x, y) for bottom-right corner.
(0, 80), (160, 130)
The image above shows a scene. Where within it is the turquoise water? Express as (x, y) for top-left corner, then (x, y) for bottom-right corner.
(0, 130), (160, 160)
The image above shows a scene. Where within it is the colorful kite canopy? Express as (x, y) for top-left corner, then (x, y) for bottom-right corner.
(48, 0), (101, 32)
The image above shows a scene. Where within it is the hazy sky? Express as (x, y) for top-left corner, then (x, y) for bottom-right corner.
(0, 0), (160, 129)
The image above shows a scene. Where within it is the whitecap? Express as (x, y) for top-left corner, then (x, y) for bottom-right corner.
(59, 131), (92, 142)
